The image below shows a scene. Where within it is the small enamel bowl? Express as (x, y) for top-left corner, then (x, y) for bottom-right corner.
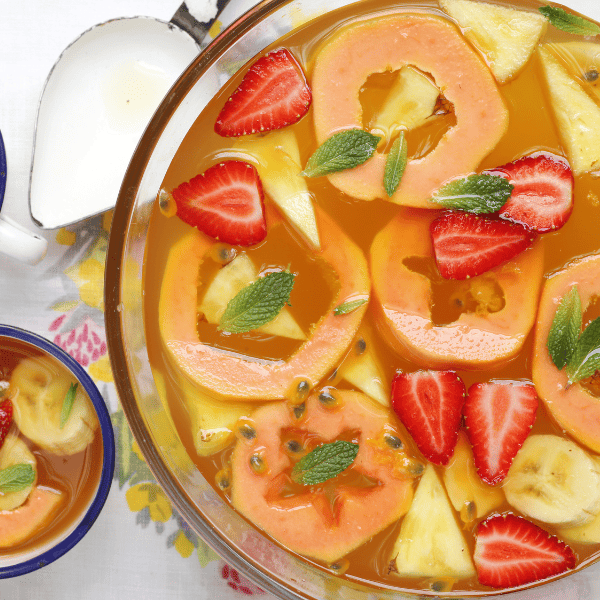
(0, 324), (114, 578)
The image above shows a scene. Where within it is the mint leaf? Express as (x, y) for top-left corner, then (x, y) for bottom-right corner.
(60, 382), (78, 429)
(291, 440), (359, 486)
(218, 271), (295, 333)
(0, 463), (35, 493)
(539, 6), (600, 36)
(547, 286), (582, 370)
(301, 129), (380, 178)
(384, 132), (408, 197)
(334, 298), (367, 316)
(566, 317), (600, 384)
(431, 174), (513, 213)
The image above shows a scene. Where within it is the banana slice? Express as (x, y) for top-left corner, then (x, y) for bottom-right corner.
(0, 434), (37, 511)
(10, 357), (98, 456)
(503, 434), (600, 527)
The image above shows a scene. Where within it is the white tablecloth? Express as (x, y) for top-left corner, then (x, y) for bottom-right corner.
(2, 1), (600, 599)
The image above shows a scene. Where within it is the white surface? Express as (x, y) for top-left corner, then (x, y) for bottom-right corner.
(29, 17), (200, 228)
(2, 0), (600, 599)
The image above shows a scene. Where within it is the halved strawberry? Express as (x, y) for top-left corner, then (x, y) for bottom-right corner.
(215, 48), (312, 137)
(0, 398), (13, 451)
(172, 161), (267, 247)
(486, 152), (574, 233)
(464, 382), (538, 486)
(430, 212), (536, 280)
(474, 513), (576, 589)
(391, 370), (466, 466)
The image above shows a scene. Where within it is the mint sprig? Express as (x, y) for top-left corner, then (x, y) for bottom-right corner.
(547, 287), (600, 384)
(334, 298), (368, 316)
(60, 382), (78, 429)
(218, 271), (295, 334)
(547, 286), (582, 370)
(301, 129), (380, 178)
(291, 440), (359, 486)
(567, 318), (600, 384)
(431, 174), (513, 214)
(0, 463), (35, 493)
(539, 6), (600, 36)
(384, 132), (408, 197)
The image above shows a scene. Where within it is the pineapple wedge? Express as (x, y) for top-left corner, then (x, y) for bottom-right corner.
(338, 327), (389, 406)
(538, 46), (600, 175)
(439, 0), (546, 83)
(234, 130), (320, 249)
(199, 253), (306, 340)
(443, 432), (504, 523)
(179, 375), (254, 457)
(545, 42), (600, 103)
(370, 66), (440, 138)
(392, 464), (476, 579)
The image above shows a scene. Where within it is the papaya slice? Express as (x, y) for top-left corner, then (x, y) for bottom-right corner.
(370, 209), (544, 369)
(158, 206), (370, 400)
(532, 253), (600, 452)
(0, 487), (64, 548)
(230, 391), (415, 563)
(311, 14), (508, 206)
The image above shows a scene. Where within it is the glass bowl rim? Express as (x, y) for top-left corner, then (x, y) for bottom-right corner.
(0, 324), (115, 579)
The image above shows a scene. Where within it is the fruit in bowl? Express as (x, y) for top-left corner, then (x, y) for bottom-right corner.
(112, 0), (600, 595)
(0, 326), (113, 577)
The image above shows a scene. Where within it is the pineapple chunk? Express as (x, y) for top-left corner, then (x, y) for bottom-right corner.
(234, 130), (320, 249)
(199, 253), (306, 340)
(370, 66), (440, 138)
(443, 432), (504, 523)
(392, 464), (475, 579)
(439, 0), (547, 83)
(338, 328), (389, 406)
(538, 46), (600, 175)
(546, 42), (600, 103)
(179, 375), (254, 457)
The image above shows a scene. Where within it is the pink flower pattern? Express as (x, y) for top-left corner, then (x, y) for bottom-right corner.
(50, 315), (107, 367)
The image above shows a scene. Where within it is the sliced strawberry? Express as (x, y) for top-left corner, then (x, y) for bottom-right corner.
(215, 48), (312, 137)
(172, 161), (267, 246)
(430, 212), (535, 280)
(486, 152), (574, 233)
(474, 513), (576, 589)
(391, 370), (466, 466)
(0, 398), (13, 451)
(464, 382), (538, 486)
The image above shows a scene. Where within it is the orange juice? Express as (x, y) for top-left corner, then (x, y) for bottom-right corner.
(144, 0), (600, 593)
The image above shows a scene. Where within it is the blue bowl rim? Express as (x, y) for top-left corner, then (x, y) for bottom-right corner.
(0, 324), (115, 578)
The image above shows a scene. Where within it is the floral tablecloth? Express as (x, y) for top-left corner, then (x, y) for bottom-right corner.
(3, 1), (600, 599)
(0, 0), (273, 597)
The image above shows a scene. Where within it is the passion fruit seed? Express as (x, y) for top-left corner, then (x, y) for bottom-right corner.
(215, 468), (231, 491)
(460, 501), (477, 523)
(407, 460), (425, 476)
(327, 558), (350, 576)
(585, 69), (599, 82)
(293, 403), (306, 420)
(430, 579), (454, 593)
(211, 243), (237, 265)
(235, 420), (256, 441)
(158, 189), (177, 217)
(250, 453), (267, 474)
(287, 378), (311, 405)
(383, 433), (403, 449)
(318, 390), (339, 408)
(355, 337), (367, 355)
(285, 439), (303, 454)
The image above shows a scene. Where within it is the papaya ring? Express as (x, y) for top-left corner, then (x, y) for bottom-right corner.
(532, 253), (600, 452)
(158, 205), (370, 400)
(230, 391), (415, 563)
(371, 209), (544, 369)
(311, 13), (508, 207)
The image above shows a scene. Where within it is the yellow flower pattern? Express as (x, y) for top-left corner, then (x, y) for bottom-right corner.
(126, 483), (173, 523)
